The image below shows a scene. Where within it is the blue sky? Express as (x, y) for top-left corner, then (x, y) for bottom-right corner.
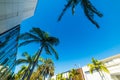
(16, 0), (120, 74)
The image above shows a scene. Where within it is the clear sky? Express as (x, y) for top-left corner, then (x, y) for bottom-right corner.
(16, 0), (120, 74)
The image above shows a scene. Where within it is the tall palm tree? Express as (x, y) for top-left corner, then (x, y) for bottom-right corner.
(35, 65), (44, 80)
(87, 58), (109, 80)
(19, 27), (59, 80)
(48, 66), (54, 80)
(40, 58), (55, 80)
(30, 57), (45, 80)
(16, 52), (35, 80)
(32, 58), (54, 80)
(58, 0), (103, 28)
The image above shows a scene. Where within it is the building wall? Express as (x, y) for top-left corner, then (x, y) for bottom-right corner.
(82, 54), (120, 80)
(0, 0), (37, 34)
(0, 0), (37, 79)
(101, 54), (120, 80)
(51, 68), (85, 80)
(82, 66), (112, 80)
(51, 54), (120, 80)
(0, 25), (20, 79)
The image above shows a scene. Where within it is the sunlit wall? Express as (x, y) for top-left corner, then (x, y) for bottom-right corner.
(0, 0), (37, 34)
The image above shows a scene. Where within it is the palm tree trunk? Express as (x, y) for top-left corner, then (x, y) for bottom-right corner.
(97, 70), (104, 80)
(27, 45), (44, 80)
(100, 71), (107, 80)
(48, 76), (51, 80)
(37, 66), (47, 80)
(44, 76), (46, 80)
(70, 77), (72, 80)
(22, 64), (31, 80)
(48, 71), (51, 80)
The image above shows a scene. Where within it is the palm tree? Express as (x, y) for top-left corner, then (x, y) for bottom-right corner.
(56, 73), (63, 80)
(0, 65), (9, 79)
(58, 0), (103, 28)
(33, 58), (54, 80)
(30, 71), (43, 80)
(7, 72), (15, 80)
(35, 65), (44, 80)
(69, 69), (79, 80)
(29, 57), (45, 80)
(87, 58), (109, 80)
(40, 58), (55, 80)
(19, 27), (59, 80)
(30, 57), (44, 80)
(0, 61), (16, 80)
(48, 66), (54, 80)
(16, 52), (35, 80)
(14, 65), (28, 80)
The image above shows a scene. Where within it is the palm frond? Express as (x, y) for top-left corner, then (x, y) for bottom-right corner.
(72, 5), (75, 15)
(45, 59), (54, 66)
(71, 0), (80, 15)
(89, 67), (94, 74)
(22, 52), (32, 62)
(85, 8), (100, 28)
(16, 59), (29, 65)
(87, 64), (93, 67)
(19, 40), (39, 47)
(19, 32), (40, 40)
(48, 44), (59, 60)
(100, 65), (110, 73)
(81, 0), (103, 28)
(44, 45), (52, 55)
(87, 64), (94, 74)
(88, 58), (109, 75)
(47, 37), (59, 46)
(18, 65), (28, 74)
(87, 0), (103, 17)
(30, 27), (44, 39)
(92, 58), (97, 65)
(44, 32), (49, 38)
(58, 0), (73, 21)
(39, 57), (45, 63)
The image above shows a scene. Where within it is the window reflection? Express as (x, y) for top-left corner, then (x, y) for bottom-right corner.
(0, 25), (20, 79)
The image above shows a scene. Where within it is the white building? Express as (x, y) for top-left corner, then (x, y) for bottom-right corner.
(82, 66), (112, 80)
(51, 71), (70, 80)
(51, 68), (85, 80)
(101, 54), (120, 80)
(82, 54), (120, 80)
(52, 54), (120, 80)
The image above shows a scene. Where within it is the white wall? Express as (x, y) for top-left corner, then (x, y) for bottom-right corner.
(82, 66), (112, 80)
(105, 58), (120, 75)
(103, 56), (120, 80)
(0, 0), (37, 34)
(82, 54), (120, 80)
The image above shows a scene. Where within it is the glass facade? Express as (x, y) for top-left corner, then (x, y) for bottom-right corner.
(0, 25), (20, 80)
